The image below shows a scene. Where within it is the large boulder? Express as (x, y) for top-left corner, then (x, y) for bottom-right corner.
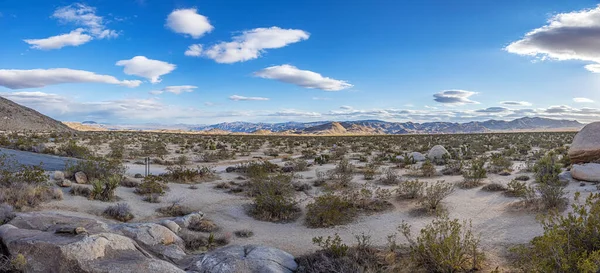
(75, 171), (88, 184)
(409, 152), (426, 162)
(110, 223), (186, 262)
(185, 245), (297, 273)
(428, 145), (450, 161)
(571, 163), (600, 182)
(0, 225), (184, 273)
(569, 122), (600, 164)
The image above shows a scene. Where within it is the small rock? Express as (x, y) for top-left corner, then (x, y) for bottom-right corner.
(57, 180), (72, 187)
(225, 167), (236, 173)
(173, 212), (204, 229)
(53, 171), (65, 182)
(74, 227), (87, 235)
(134, 173), (143, 178)
(282, 166), (294, 173)
(581, 182), (586, 187)
(160, 220), (181, 234)
(74, 171), (88, 184)
(409, 152), (426, 162)
(572, 163), (600, 182)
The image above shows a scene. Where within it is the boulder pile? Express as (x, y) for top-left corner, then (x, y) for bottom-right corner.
(569, 122), (600, 182)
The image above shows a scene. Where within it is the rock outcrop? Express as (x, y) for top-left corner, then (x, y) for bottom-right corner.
(0, 212), (297, 273)
(571, 163), (600, 182)
(428, 145), (450, 161)
(569, 122), (600, 164)
(185, 245), (298, 273)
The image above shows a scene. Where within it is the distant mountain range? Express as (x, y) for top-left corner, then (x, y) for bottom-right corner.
(73, 117), (584, 135)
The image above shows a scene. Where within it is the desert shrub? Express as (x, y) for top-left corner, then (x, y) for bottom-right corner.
(134, 175), (168, 195)
(179, 230), (229, 251)
(397, 179), (425, 199)
(346, 187), (394, 212)
(534, 153), (567, 210)
(70, 185), (91, 197)
(506, 180), (528, 197)
(0, 155), (48, 185)
(481, 183), (507, 192)
(0, 158), (59, 210)
(312, 233), (349, 258)
(379, 168), (399, 185)
(188, 218), (219, 233)
(65, 158), (126, 182)
(488, 153), (513, 173)
(459, 158), (487, 189)
(314, 154), (330, 165)
(419, 181), (454, 213)
(512, 193), (600, 272)
(143, 193), (161, 203)
(286, 158), (309, 172)
(89, 175), (120, 201)
(234, 229), (254, 238)
(305, 194), (357, 228)
(0, 253), (27, 273)
(58, 140), (92, 158)
(334, 158), (354, 174)
(156, 203), (193, 217)
(441, 160), (463, 175)
(238, 161), (279, 179)
(103, 203), (134, 222)
(363, 165), (376, 180)
(141, 140), (168, 159)
(515, 175), (530, 181)
(400, 216), (484, 272)
(162, 165), (215, 183)
(249, 174), (300, 222)
(120, 178), (138, 188)
(420, 160), (436, 177)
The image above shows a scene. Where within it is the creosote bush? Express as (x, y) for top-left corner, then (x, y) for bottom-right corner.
(400, 216), (484, 272)
(512, 193), (600, 272)
(459, 158), (487, 189)
(305, 193), (356, 228)
(248, 174), (301, 223)
(418, 181), (454, 214)
(397, 179), (425, 199)
(103, 203), (134, 222)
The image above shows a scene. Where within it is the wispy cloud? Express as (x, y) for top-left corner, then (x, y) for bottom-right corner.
(433, 90), (479, 104)
(0, 68), (141, 89)
(229, 95), (270, 101)
(255, 65), (352, 91)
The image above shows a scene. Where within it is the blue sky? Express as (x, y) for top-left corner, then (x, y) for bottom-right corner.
(1, 0), (600, 124)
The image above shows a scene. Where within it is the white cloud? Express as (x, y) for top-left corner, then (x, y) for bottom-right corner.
(163, 85), (197, 94)
(166, 8), (213, 39)
(149, 90), (163, 95)
(0, 68), (141, 89)
(312, 97), (331, 100)
(184, 44), (203, 56)
(24, 28), (92, 50)
(475, 107), (509, 113)
(254, 65), (352, 91)
(433, 90), (479, 104)
(506, 5), (600, 72)
(190, 27), (309, 63)
(229, 95), (270, 101)
(52, 3), (117, 39)
(500, 101), (532, 106)
(340, 105), (353, 110)
(24, 3), (117, 50)
(267, 109), (321, 117)
(573, 97), (595, 103)
(116, 56), (176, 84)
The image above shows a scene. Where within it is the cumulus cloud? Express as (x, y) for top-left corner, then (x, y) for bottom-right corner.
(229, 95), (270, 101)
(116, 56), (176, 84)
(24, 3), (117, 50)
(189, 27), (309, 63)
(0, 68), (141, 89)
(24, 28), (92, 50)
(150, 85), (197, 95)
(500, 101), (532, 106)
(184, 44), (202, 56)
(505, 5), (600, 72)
(574, 97), (595, 103)
(166, 8), (213, 39)
(545, 105), (575, 113)
(475, 107), (509, 113)
(254, 65), (352, 91)
(433, 90), (479, 104)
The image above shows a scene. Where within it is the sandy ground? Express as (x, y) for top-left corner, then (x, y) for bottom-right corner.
(36, 154), (595, 272)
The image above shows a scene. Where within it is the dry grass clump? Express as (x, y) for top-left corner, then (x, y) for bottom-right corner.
(188, 218), (219, 233)
(378, 168), (399, 185)
(103, 203), (134, 222)
(70, 185), (91, 197)
(397, 179), (425, 199)
(416, 181), (454, 215)
(134, 175), (168, 195)
(162, 165), (216, 183)
(481, 183), (507, 192)
(156, 203), (194, 217)
(234, 229), (254, 238)
(179, 230), (230, 252)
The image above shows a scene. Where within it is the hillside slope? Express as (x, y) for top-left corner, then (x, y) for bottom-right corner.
(0, 96), (73, 132)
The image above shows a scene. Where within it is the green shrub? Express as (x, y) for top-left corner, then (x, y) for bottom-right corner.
(249, 174), (300, 222)
(65, 158), (126, 182)
(305, 194), (356, 228)
(420, 160), (436, 177)
(481, 183), (507, 192)
(506, 180), (528, 197)
(459, 158), (487, 189)
(512, 193), (600, 272)
(58, 140), (92, 158)
(397, 179), (425, 199)
(134, 175), (168, 195)
(312, 233), (349, 258)
(162, 165), (215, 183)
(418, 181), (454, 213)
(379, 168), (399, 185)
(89, 175), (120, 201)
(400, 216), (484, 272)
(103, 203), (134, 222)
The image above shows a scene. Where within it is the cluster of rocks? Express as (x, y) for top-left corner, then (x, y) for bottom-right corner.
(0, 212), (297, 273)
(395, 145), (450, 163)
(569, 122), (600, 182)
(53, 170), (88, 187)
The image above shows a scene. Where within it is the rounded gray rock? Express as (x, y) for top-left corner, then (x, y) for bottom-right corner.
(569, 122), (600, 164)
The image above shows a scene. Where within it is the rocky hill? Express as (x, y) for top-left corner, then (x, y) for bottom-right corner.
(0, 96), (73, 132)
